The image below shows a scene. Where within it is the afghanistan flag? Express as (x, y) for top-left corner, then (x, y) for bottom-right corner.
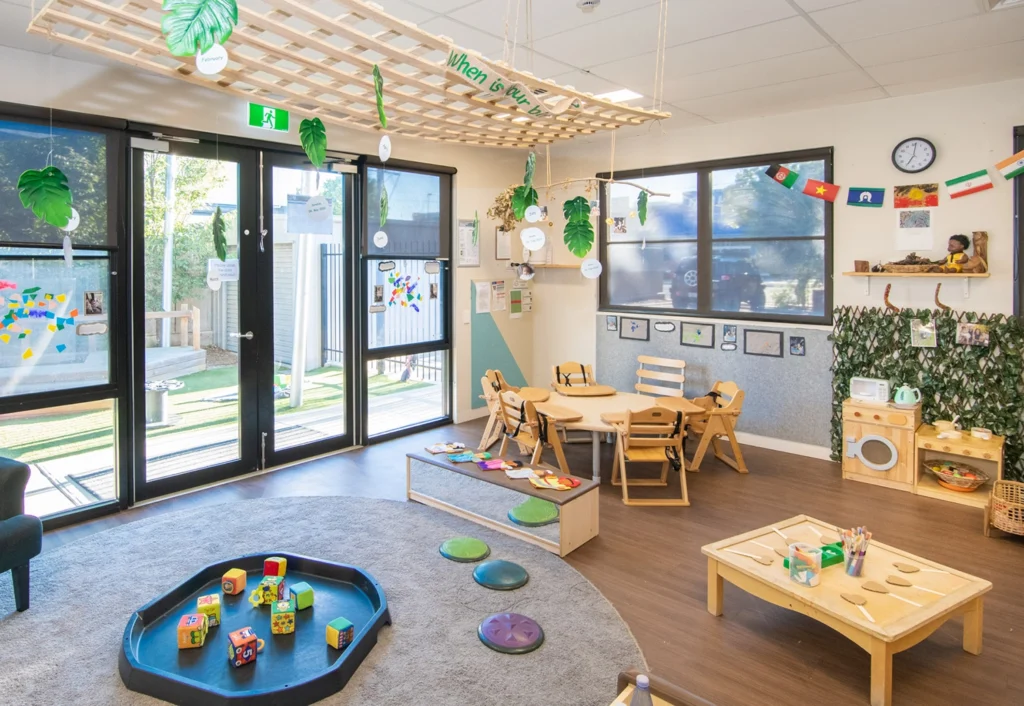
(945, 170), (993, 199)
(847, 187), (884, 207)
(803, 179), (840, 202)
(765, 164), (799, 188)
(996, 149), (1024, 180)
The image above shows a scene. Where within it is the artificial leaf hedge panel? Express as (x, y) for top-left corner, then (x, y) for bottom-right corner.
(830, 306), (1024, 481)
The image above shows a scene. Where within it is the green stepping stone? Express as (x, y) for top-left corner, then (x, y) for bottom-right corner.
(508, 497), (559, 527)
(439, 536), (490, 563)
(473, 560), (529, 591)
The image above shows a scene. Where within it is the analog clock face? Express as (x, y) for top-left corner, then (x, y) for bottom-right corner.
(892, 138), (936, 173)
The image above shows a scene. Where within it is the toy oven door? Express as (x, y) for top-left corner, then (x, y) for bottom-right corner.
(845, 434), (898, 471)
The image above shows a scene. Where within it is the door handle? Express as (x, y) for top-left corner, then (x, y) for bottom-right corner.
(230, 331), (254, 340)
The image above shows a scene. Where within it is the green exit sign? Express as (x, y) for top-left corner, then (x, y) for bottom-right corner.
(248, 103), (289, 132)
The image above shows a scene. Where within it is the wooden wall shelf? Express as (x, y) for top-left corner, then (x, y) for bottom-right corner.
(841, 272), (989, 278)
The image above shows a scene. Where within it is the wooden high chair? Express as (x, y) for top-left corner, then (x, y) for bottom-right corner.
(478, 370), (516, 451)
(687, 381), (748, 474)
(550, 362), (616, 397)
(497, 390), (571, 475)
(635, 355), (686, 398)
(609, 407), (689, 506)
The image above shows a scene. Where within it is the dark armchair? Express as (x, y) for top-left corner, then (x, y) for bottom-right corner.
(0, 457), (42, 612)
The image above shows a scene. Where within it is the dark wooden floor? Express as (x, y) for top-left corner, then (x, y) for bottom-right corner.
(46, 420), (1024, 706)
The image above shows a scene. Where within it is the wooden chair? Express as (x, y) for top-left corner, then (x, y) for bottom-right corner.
(687, 381), (748, 474)
(478, 370), (517, 451)
(497, 390), (571, 475)
(635, 355), (686, 398)
(610, 407), (689, 506)
(551, 362), (596, 388)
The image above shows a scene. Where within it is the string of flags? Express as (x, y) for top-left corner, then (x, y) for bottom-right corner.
(765, 147), (1024, 206)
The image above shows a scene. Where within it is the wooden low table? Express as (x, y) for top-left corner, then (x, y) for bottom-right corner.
(406, 453), (599, 557)
(702, 515), (991, 706)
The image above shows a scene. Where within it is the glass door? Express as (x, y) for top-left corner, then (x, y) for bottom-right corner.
(131, 140), (259, 501)
(258, 151), (354, 466)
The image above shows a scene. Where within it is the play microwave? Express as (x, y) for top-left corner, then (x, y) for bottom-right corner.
(850, 377), (890, 404)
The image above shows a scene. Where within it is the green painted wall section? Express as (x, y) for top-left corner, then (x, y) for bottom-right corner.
(470, 283), (528, 409)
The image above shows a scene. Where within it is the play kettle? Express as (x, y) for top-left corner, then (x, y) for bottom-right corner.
(893, 384), (921, 406)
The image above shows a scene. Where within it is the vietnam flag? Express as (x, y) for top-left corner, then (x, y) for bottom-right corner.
(802, 179), (840, 202)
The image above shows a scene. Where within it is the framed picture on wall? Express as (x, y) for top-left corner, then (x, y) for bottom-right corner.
(680, 322), (714, 348)
(495, 228), (511, 260)
(722, 324), (737, 344)
(619, 317), (650, 341)
(606, 315), (618, 332)
(789, 336), (806, 356)
(744, 329), (784, 358)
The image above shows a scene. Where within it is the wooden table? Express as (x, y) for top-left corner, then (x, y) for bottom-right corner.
(702, 515), (991, 706)
(406, 453), (599, 557)
(536, 392), (656, 481)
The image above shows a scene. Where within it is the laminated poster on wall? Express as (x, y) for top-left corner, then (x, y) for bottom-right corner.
(509, 289), (523, 319)
(491, 280), (506, 312)
(495, 228), (511, 260)
(458, 219), (479, 267)
(474, 281), (491, 314)
(895, 210), (933, 251)
(910, 319), (937, 348)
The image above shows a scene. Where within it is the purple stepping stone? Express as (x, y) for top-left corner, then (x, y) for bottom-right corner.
(477, 612), (544, 654)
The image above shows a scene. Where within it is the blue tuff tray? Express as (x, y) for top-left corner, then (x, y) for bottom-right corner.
(119, 553), (390, 705)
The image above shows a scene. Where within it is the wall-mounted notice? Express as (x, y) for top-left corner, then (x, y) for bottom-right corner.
(474, 281), (491, 314)
(491, 280), (506, 312)
(458, 219), (479, 267)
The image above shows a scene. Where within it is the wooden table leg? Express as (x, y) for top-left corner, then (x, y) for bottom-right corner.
(707, 557), (723, 616)
(963, 597), (984, 655)
(870, 638), (893, 706)
(591, 430), (601, 482)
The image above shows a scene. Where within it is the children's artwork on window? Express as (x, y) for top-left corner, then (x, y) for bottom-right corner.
(1, 282), (77, 362)
(387, 271), (423, 312)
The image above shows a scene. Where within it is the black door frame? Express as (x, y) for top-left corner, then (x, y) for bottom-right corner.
(130, 139), (261, 502)
(1015, 126), (1022, 317)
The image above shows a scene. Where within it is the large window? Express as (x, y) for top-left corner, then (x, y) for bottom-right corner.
(600, 148), (833, 324)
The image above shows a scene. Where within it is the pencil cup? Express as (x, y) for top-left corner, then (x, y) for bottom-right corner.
(844, 545), (867, 576)
(788, 543), (822, 588)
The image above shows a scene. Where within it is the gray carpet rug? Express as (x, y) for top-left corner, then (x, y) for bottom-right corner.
(0, 496), (645, 705)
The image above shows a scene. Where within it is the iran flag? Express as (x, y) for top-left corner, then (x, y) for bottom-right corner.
(945, 170), (993, 199)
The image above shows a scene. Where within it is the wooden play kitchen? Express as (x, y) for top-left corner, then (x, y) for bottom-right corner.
(703, 515), (992, 706)
(841, 397), (1004, 507)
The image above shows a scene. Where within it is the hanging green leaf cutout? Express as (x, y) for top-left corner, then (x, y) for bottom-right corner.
(299, 118), (327, 170)
(18, 166), (72, 229)
(562, 195), (594, 258)
(372, 64), (387, 129)
(511, 185), (538, 221)
(637, 191), (648, 226)
(380, 185), (389, 228)
(212, 205), (227, 262)
(523, 152), (536, 190)
(161, 0), (238, 57)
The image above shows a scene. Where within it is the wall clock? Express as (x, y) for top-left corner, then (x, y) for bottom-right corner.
(891, 137), (936, 174)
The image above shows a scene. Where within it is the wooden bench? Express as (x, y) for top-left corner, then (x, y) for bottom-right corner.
(406, 453), (599, 557)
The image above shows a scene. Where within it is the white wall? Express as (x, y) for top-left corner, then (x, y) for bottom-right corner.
(0, 45), (526, 423)
(533, 79), (1024, 385)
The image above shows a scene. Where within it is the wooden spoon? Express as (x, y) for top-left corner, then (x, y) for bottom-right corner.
(751, 540), (788, 558)
(841, 593), (876, 623)
(771, 527), (790, 542)
(893, 562), (920, 574)
(806, 525), (839, 545)
(886, 575), (947, 596)
(862, 581), (923, 608)
(724, 548), (773, 566)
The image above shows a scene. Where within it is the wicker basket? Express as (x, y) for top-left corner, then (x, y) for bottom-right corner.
(990, 481), (1024, 536)
(880, 264), (942, 273)
(923, 460), (989, 492)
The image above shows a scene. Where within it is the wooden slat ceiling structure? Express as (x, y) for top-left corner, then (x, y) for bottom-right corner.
(26, 0), (670, 148)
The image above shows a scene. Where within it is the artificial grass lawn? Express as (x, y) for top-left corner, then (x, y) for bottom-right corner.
(1, 366), (431, 464)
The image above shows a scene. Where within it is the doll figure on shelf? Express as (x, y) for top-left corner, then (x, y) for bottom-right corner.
(936, 234), (970, 273)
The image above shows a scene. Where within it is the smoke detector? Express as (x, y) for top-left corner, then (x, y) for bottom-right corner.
(577, 0), (601, 12)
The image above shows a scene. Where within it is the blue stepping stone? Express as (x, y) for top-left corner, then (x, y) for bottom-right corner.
(478, 613), (544, 654)
(473, 560), (529, 591)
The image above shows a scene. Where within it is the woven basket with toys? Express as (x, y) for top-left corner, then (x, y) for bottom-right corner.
(923, 459), (989, 492)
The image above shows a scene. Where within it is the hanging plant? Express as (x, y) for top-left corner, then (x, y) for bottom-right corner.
(523, 152), (536, 189)
(212, 205), (227, 261)
(487, 184), (518, 232)
(372, 64), (387, 129)
(298, 118), (327, 170)
(18, 166), (73, 229)
(562, 195), (594, 258)
(380, 185), (389, 228)
(161, 0), (238, 57)
(637, 191), (648, 226)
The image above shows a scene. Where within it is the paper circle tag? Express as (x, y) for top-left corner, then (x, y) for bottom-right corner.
(378, 135), (392, 162)
(207, 274), (222, 291)
(63, 208), (80, 232)
(580, 259), (603, 279)
(196, 44), (229, 75)
(520, 227), (546, 251)
(524, 205), (542, 223)
(306, 195), (330, 221)
(373, 230), (389, 248)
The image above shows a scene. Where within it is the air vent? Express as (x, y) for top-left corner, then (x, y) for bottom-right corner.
(577, 0), (601, 12)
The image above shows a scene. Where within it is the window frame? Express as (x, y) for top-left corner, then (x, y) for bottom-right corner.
(1014, 126), (1022, 318)
(597, 147), (834, 326)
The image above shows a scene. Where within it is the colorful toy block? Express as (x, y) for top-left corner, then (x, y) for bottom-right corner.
(196, 594), (221, 627)
(248, 575), (286, 607)
(270, 598), (296, 635)
(222, 568), (246, 595)
(289, 581), (314, 611)
(264, 556), (287, 577)
(177, 613), (209, 649)
(227, 626), (265, 668)
(325, 616), (354, 650)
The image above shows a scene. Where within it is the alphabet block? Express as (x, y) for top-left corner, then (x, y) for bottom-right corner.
(249, 575), (285, 607)
(227, 626), (264, 668)
(270, 598), (296, 635)
(177, 613), (209, 649)
(325, 616), (354, 650)
(264, 556), (287, 577)
(289, 581), (314, 611)
(222, 568), (246, 595)
(196, 593), (221, 627)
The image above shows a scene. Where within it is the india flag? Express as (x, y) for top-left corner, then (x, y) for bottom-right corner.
(996, 149), (1024, 180)
(945, 170), (993, 199)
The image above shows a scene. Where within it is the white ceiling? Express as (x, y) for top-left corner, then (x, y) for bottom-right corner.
(2, 0), (1024, 126)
